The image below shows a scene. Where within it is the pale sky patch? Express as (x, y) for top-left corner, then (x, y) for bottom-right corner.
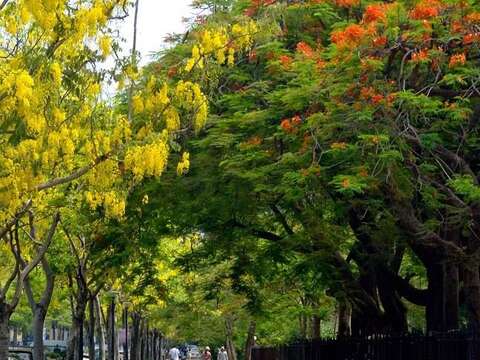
(118, 0), (195, 64)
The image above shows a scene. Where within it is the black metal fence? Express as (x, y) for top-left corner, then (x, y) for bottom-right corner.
(252, 332), (480, 360)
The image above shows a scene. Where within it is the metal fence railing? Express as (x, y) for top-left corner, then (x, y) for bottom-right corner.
(252, 332), (480, 360)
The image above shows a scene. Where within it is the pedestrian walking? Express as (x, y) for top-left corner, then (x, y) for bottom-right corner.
(169, 346), (181, 360)
(203, 346), (212, 360)
(217, 346), (228, 360)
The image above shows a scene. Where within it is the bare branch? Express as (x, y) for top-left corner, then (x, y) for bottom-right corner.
(35, 155), (108, 191)
(0, 200), (32, 241)
(10, 213), (60, 310)
(0, 0), (9, 11)
(127, 0), (140, 122)
(270, 205), (294, 235)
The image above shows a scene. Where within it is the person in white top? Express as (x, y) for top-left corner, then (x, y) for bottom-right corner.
(217, 346), (228, 360)
(169, 346), (181, 360)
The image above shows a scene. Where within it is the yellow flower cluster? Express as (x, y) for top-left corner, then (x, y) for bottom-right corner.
(185, 21), (258, 72)
(177, 152), (190, 175)
(15, 70), (35, 116)
(132, 81), (170, 115)
(175, 81), (208, 131)
(111, 117), (132, 146)
(124, 137), (169, 181)
(50, 62), (63, 85)
(22, 0), (64, 30)
(131, 77), (208, 134)
(85, 159), (121, 189)
(99, 36), (112, 58)
(85, 191), (126, 218)
(231, 21), (257, 49)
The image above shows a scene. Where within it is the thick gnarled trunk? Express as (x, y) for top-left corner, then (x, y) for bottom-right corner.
(463, 265), (480, 332)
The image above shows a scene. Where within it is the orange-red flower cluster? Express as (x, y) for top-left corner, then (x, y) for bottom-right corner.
(247, 136), (263, 146)
(373, 36), (387, 47)
(291, 115), (302, 126)
(279, 55), (293, 69)
(410, 0), (441, 20)
(335, 0), (359, 8)
(360, 87), (384, 104)
(331, 24), (367, 46)
(466, 12), (480, 23)
(363, 4), (386, 23)
(411, 49), (429, 62)
(245, 0), (277, 16)
(341, 178), (351, 189)
(296, 42), (315, 58)
(449, 53), (466, 68)
(464, 33), (480, 45)
(280, 119), (293, 132)
(249, 50), (258, 62)
(280, 115), (302, 133)
(359, 167), (369, 178)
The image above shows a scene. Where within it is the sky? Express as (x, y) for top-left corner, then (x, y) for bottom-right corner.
(117, 0), (195, 64)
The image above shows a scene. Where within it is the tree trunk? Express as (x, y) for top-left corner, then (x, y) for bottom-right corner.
(24, 257), (55, 360)
(140, 320), (146, 360)
(337, 302), (351, 337)
(463, 265), (480, 333)
(0, 304), (11, 360)
(95, 296), (107, 360)
(376, 269), (408, 333)
(426, 263), (459, 333)
(312, 316), (321, 339)
(32, 306), (47, 360)
(299, 313), (307, 339)
(225, 317), (237, 360)
(88, 297), (96, 360)
(244, 321), (256, 360)
(445, 263), (459, 330)
(130, 313), (141, 360)
(68, 298), (87, 360)
(107, 299), (117, 360)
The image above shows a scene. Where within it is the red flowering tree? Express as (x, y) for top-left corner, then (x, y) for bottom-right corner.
(148, 0), (480, 338)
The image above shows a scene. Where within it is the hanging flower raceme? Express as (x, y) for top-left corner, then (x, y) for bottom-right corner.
(184, 21), (258, 72)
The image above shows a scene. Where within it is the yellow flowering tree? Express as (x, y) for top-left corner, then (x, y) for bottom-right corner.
(0, 0), (221, 358)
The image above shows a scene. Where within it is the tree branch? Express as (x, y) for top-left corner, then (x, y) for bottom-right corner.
(35, 155), (108, 191)
(270, 205), (294, 235)
(0, 0), (9, 11)
(388, 271), (428, 306)
(0, 200), (32, 241)
(394, 202), (466, 263)
(228, 219), (283, 242)
(10, 212), (60, 310)
(127, 0), (140, 122)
